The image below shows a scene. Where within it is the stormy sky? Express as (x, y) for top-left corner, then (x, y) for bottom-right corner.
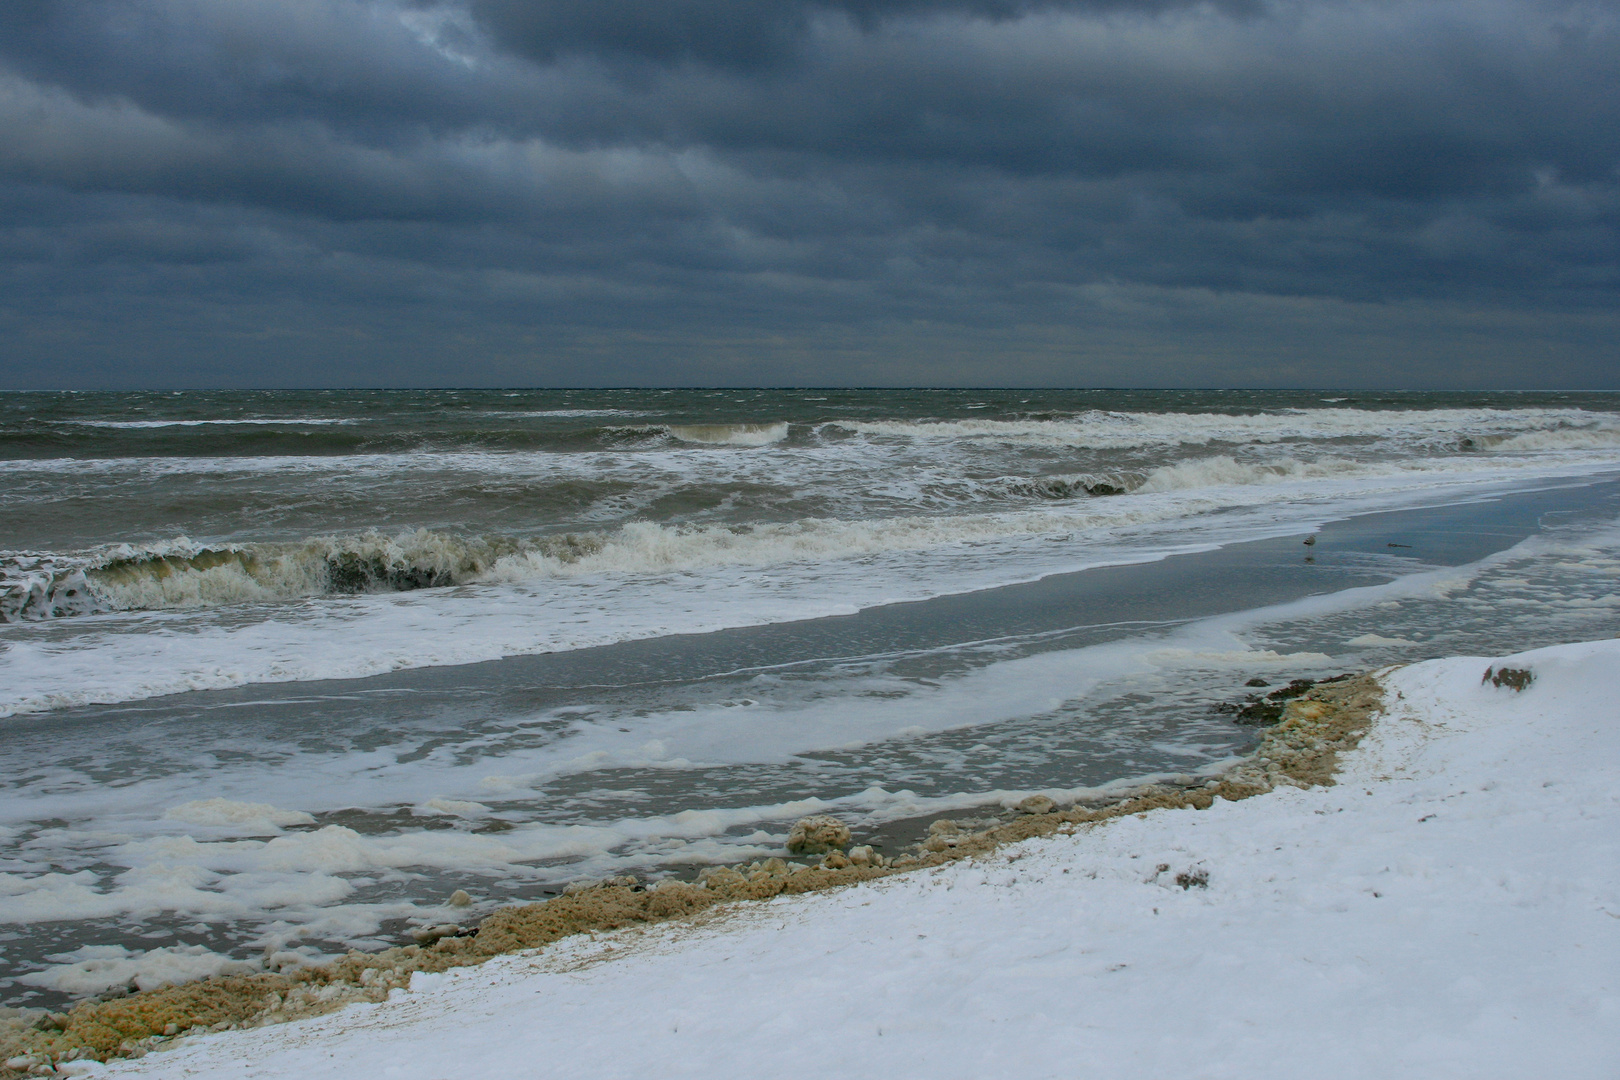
(0, 0), (1616, 388)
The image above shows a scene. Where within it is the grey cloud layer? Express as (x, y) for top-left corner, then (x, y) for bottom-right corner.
(0, 0), (1616, 387)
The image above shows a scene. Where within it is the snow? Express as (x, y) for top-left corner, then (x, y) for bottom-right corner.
(93, 639), (1619, 1079)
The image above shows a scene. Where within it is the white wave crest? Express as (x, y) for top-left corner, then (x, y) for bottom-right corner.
(482, 515), (1073, 582)
(0, 558), (107, 622)
(8, 437), (1612, 622)
(839, 408), (1617, 451)
(6, 463), (1619, 717)
(33, 499), (1188, 618)
(486, 410), (652, 418)
(1485, 427), (1620, 453)
(84, 530), (531, 613)
(667, 422), (789, 446)
(68, 418), (358, 428)
(1136, 455), (1366, 492)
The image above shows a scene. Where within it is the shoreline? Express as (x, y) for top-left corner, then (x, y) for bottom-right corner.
(13, 470), (1606, 730)
(0, 670), (1386, 1074)
(4, 473), (1613, 1007)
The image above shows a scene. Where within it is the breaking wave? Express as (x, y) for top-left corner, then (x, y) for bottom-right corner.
(68, 418), (360, 429)
(1, 532), (588, 623)
(836, 407), (1620, 451)
(1479, 427), (1620, 453)
(985, 475), (1131, 499)
(4, 419), (792, 459)
(0, 461), (1160, 623)
(667, 422), (789, 446)
(5, 426), (1617, 623)
(486, 410), (652, 419)
(1135, 455), (1365, 492)
(2, 495), (1154, 622)
(0, 557), (105, 622)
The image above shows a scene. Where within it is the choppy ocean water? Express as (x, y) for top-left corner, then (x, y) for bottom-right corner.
(2, 388), (1619, 1004)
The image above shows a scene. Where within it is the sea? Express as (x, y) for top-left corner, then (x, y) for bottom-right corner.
(3, 388), (1619, 1005)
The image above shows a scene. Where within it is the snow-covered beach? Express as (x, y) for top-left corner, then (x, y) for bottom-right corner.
(21, 636), (1615, 1079)
(6, 393), (1619, 1077)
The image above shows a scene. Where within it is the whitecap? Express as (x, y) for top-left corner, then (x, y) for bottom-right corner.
(667, 422), (789, 446)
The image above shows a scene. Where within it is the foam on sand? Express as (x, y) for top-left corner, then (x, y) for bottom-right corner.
(11, 637), (1614, 1077)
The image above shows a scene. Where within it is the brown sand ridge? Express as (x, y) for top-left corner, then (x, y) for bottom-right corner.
(0, 672), (1384, 1075)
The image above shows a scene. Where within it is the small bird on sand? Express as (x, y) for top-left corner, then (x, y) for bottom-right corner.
(1303, 535), (1316, 546)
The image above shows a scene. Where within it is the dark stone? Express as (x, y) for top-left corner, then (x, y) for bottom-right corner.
(1482, 666), (1533, 691)
(1174, 868), (1210, 889)
(1232, 677), (1319, 725)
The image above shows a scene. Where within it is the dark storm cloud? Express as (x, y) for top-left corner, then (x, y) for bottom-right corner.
(0, 0), (1615, 388)
(462, 0), (1264, 71)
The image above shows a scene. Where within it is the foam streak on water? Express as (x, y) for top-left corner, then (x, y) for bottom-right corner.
(0, 388), (1617, 1004)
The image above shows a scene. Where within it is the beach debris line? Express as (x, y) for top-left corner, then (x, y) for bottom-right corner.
(0, 674), (1384, 1075)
